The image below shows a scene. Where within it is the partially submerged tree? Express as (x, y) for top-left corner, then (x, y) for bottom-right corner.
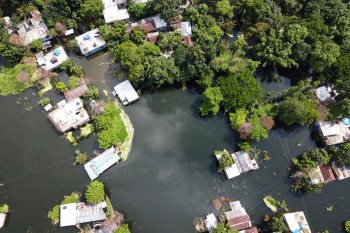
(85, 181), (105, 205)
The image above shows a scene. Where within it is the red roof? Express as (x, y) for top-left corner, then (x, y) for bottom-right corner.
(245, 227), (258, 233)
(137, 22), (156, 33)
(227, 215), (252, 230)
(320, 165), (336, 183)
(183, 36), (193, 47)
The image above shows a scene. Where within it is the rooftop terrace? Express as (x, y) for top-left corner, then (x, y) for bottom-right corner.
(75, 29), (107, 56)
(36, 46), (69, 71)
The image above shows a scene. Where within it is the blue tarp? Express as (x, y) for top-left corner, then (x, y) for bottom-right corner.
(53, 49), (60, 56)
(342, 118), (350, 125)
(83, 34), (91, 40)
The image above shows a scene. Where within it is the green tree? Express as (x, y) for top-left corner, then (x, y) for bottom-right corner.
(80, 0), (103, 23)
(218, 68), (263, 111)
(114, 223), (131, 233)
(39, 97), (51, 107)
(85, 181), (105, 205)
(308, 149), (331, 166)
(249, 115), (268, 141)
(309, 40), (340, 73)
(238, 142), (251, 153)
(216, 0), (234, 18)
(84, 86), (101, 100)
(213, 219), (236, 233)
(229, 109), (248, 130)
(269, 216), (288, 232)
(115, 41), (140, 70)
(30, 39), (43, 51)
(151, 0), (181, 24)
(56, 82), (67, 93)
(199, 87), (224, 116)
(130, 27), (147, 45)
(128, 2), (148, 19)
(328, 98), (350, 120)
(345, 220), (350, 233)
(215, 150), (234, 173)
(330, 143), (350, 166)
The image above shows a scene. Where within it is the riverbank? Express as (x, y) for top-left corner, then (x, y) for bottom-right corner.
(118, 103), (134, 161)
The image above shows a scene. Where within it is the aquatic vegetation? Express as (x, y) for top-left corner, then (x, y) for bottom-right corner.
(73, 150), (90, 166)
(78, 123), (94, 139)
(0, 204), (9, 214)
(345, 220), (350, 233)
(263, 195), (278, 212)
(39, 97), (51, 107)
(65, 131), (79, 146)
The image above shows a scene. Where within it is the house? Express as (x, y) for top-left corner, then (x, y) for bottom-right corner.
(16, 10), (51, 46)
(180, 21), (192, 36)
(36, 46), (69, 71)
(0, 213), (6, 228)
(238, 227), (258, 233)
(204, 213), (218, 232)
(319, 164), (336, 183)
(307, 166), (324, 185)
(113, 80), (139, 105)
(316, 121), (350, 145)
(215, 152), (241, 179)
(2, 16), (14, 34)
(315, 86), (334, 104)
(331, 162), (350, 180)
(75, 28), (107, 57)
(152, 16), (167, 31)
(60, 201), (107, 227)
(224, 201), (252, 231)
(283, 212), (311, 233)
(147, 32), (159, 43)
(48, 98), (90, 133)
(103, 0), (129, 24)
(64, 80), (89, 102)
(84, 147), (121, 180)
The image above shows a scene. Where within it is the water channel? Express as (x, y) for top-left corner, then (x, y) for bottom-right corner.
(0, 52), (349, 233)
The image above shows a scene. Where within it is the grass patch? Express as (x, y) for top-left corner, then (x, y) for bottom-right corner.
(0, 63), (37, 95)
(38, 78), (53, 96)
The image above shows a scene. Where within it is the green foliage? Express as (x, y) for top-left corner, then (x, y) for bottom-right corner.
(128, 2), (148, 20)
(329, 143), (350, 166)
(130, 27), (147, 45)
(47, 205), (59, 225)
(39, 97), (51, 107)
(85, 181), (105, 205)
(278, 94), (320, 125)
(100, 21), (128, 45)
(67, 76), (81, 89)
(215, 0), (234, 18)
(269, 216), (288, 232)
(218, 68), (263, 112)
(55, 81), (67, 94)
(328, 99), (350, 121)
(157, 31), (183, 52)
(30, 39), (43, 51)
(0, 204), (9, 214)
(249, 116), (268, 141)
(199, 87), (223, 116)
(96, 102), (127, 149)
(309, 40), (340, 73)
(263, 195), (278, 212)
(229, 109), (248, 130)
(216, 149), (234, 173)
(0, 27), (25, 64)
(151, 0), (181, 24)
(84, 86), (101, 100)
(73, 150), (90, 165)
(61, 192), (81, 205)
(79, 124), (94, 138)
(213, 219), (236, 233)
(114, 224), (131, 233)
(66, 39), (80, 53)
(238, 142), (250, 153)
(345, 220), (350, 233)
(81, 0), (103, 23)
(0, 63), (36, 95)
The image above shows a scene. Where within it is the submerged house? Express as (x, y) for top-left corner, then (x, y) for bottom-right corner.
(331, 162), (350, 180)
(113, 80), (139, 105)
(215, 150), (259, 180)
(316, 120), (350, 145)
(84, 147), (121, 180)
(283, 211), (311, 233)
(48, 98), (89, 133)
(64, 80), (89, 102)
(0, 213), (6, 229)
(16, 10), (51, 46)
(75, 29), (107, 57)
(36, 46), (69, 71)
(204, 213), (218, 232)
(224, 201), (252, 231)
(60, 201), (107, 227)
(103, 0), (129, 24)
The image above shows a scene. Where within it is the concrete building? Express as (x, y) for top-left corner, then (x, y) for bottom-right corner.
(75, 29), (107, 57)
(84, 147), (121, 180)
(36, 46), (69, 71)
(103, 0), (129, 24)
(283, 211), (311, 233)
(60, 202), (107, 227)
(48, 98), (90, 133)
(16, 10), (50, 46)
(113, 80), (139, 105)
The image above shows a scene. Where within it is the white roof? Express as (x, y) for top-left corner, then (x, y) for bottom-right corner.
(283, 212), (311, 232)
(318, 121), (341, 137)
(36, 46), (69, 71)
(114, 80), (139, 105)
(44, 103), (53, 111)
(84, 147), (120, 180)
(64, 29), (74, 36)
(204, 213), (218, 232)
(181, 22), (192, 36)
(215, 153), (241, 179)
(134, 0), (148, 3)
(315, 86), (332, 102)
(103, 6), (129, 23)
(75, 28), (107, 55)
(0, 213), (6, 228)
(60, 203), (77, 227)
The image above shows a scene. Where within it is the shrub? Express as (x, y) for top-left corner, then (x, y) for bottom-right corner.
(229, 108), (248, 130)
(84, 86), (101, 100)
(85, 181), (105, 205)
(67, 76), (81, 89)
(55, 81), (67, 93)
(30, 39), (43, 51)
(345, 220), (350, 233)
(39, 97), (51, 107)
(115, 224), (131, 233)
(0, 204), (9, 213)
(73, 151), (90, 165)
(269, 216), (288, 232)
(47, 205), (59, 225)
(238, 142), (251, 153)
(67, 39), (80, 53)
(215, 150), (234, 173)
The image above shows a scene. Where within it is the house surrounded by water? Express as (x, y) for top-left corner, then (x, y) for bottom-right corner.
(224, 201), (252, 231)
(84, 147), (121, 180)
(48, 98), (90, 133)
(283, 211), (311, 233)
(36, 46), (69, 71)
(75, 28), (107, 57)
(113, 80), (139, 105)
(316, 120), (350, 145)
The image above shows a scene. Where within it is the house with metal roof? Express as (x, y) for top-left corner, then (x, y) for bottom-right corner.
(315, 86), (334, 105)
(64, 80), (89, 102)
(232, 151), (259, 173)
(152, 16), (167, 31)
(204, 213), (218, 232)
(84, 147), (121, 180)
(36, 46), (69, 71)
(316, 120), (350, 145)
(103, 0), (129, 24)
(16, 10), (51, 46)
(319, 164), (336, 183)
(75, 28), (107, 57)
(331, 162), (350, 180)
(48, 98), (90, 133)
(113, 80), (139, 105)
(283, 211), (311, 233)
(60, 201), (107, 227)
(224, 201), (252, 231)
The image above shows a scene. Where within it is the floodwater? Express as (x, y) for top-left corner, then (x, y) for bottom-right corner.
(0, 53), (349, 233)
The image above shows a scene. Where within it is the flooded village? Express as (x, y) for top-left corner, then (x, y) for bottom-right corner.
(0, 0), (350, 233)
